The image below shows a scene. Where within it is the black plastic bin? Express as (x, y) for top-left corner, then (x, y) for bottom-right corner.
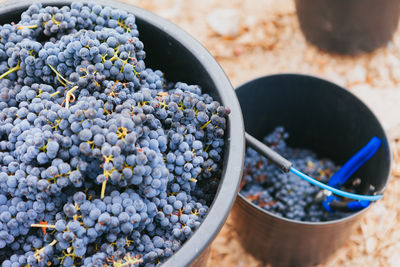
(0, 1), (245, 266)
(296, 0), (400, 54)
(231, 74), (391, 266)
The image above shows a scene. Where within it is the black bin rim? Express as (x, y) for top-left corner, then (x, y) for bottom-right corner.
(0, 1), (246, 266)
(236, 73), (392, 226)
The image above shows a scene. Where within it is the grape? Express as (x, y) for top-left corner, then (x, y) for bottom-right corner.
(67, 220), (80, 232)
(78, 129), (92, 141)
(55, 220), (67, 232)
(63, 203), (76, 218)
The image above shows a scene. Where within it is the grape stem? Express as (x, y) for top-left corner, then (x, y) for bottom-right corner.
(48, 64), (73, 86)
(101, 179), (107, 199)
(34, 239), (57, 262)
(200, 120), (211, 130)
(31, 222), (56, 235)
(0, 62), (21, 80)
(30, 224), (56, 228)
(62, 86), (78, 109)
(50, 91), (60, 98)
(17, 24), (38, 30)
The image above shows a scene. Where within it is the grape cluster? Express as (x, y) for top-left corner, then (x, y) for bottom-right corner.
(0, 2), (230, 266)
(240, 127), (352, 222)
(0, 2), (144, 87)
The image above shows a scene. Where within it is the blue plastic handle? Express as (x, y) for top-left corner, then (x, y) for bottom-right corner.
(322, 196), (370, 212)
(347, 200), (370, 210)
(328, 137), (381, 188)
(321, 137), (381, 211)
(322, 195), (336, 212)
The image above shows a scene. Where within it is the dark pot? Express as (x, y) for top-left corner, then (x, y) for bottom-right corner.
(0, 1), (245, 266)
(295, 0), (400, 54)
(231, 74), (391, 266)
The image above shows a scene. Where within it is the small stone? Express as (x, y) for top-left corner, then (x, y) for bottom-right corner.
(366, 237), (377, 253)
(158, 0), (183, 19)
(207, 9), (240, 37)
(233, 46), (244, 56)
(324, 71), (346, 87)
(371, 202), (387, 216)
(237, 32), (254, 46)
(391, 67), (400, 82)
(347, 64), (367, 84)
(244, 15), (258, 29)
(388, 248), (400, 267)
